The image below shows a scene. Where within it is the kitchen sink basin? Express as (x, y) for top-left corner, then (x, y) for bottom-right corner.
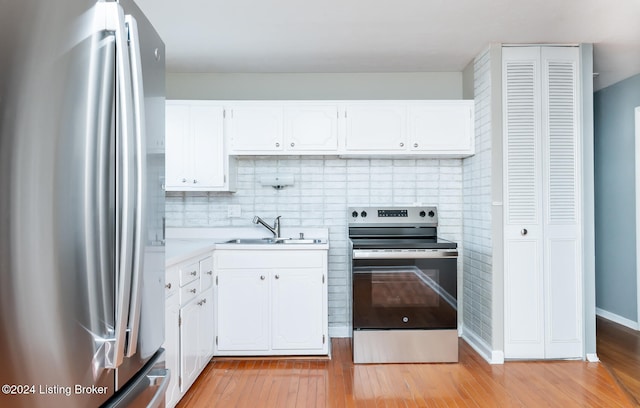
(224, 238), (276, 244)
(276, 238), (324, 244)
(223, 238), (325, 245)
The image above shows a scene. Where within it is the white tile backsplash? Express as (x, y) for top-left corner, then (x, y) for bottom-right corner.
(166, 156), (464, 334)
(462, 49), (493, 345)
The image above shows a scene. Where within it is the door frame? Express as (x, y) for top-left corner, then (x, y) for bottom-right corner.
(635, 106), (640, 330)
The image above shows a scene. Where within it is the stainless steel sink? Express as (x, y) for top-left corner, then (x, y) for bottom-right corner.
(276, 238), (324, 244)
(223, 238), (325, 245)
(223, 238), (276, 244)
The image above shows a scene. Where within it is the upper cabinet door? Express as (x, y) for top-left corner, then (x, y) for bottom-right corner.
(190, 105), (225, 188)
(165, 104), (190, 188)
(408, 101), (474, 155)
(228, 106), (284, 152)
(285, 105), (338, 152)
(165, 101), (231, 191)
(344, 104), (407, 151)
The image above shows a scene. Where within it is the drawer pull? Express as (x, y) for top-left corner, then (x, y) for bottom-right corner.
(189, 288), (196, 294)
(190, 271), (197, 276)
(206, 270), (213, 275)
(165, 283), (172, 289)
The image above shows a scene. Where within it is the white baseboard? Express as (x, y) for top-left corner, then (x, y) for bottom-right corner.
(586, 353), (600, 362)
(329, 325), (351, 338)
(461, 325), (504, 364)
(596, 307), (640, 330)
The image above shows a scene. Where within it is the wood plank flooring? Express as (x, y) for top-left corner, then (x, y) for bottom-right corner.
(176, 338), (634, 407)
(597, 316), (640, 406)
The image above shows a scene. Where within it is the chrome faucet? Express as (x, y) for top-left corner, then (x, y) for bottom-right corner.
(253, 215), (281, 239)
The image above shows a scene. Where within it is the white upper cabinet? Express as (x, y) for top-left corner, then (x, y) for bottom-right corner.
(285, 105), (339, 152)
(211, 100), (475, 157)
(228, 105), (284, 152)
(408, 101), (474, 155)
(344, 104), (407, 152)
(165, 100), (236, 192)
(228, 103), (338, 154)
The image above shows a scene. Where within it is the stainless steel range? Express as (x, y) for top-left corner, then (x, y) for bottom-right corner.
(349, 206), (459, 363)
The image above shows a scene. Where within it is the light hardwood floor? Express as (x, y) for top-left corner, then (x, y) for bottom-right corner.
(597, 316), (640, 406)
(176, 337), (634, 407)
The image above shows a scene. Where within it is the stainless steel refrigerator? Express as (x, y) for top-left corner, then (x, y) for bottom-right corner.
(0, 0), (168, 406)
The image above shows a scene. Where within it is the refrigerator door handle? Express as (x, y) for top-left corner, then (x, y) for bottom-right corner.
(124, 13), (147, 359)
(146, 369), (171, 408)
(103, 2), (136, 370)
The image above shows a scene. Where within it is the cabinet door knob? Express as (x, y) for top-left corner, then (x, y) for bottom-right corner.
(182, 178), (187, 183)
(275, 274), (280, 280)
(521, 228), (528, 236)
(165, 283), (172, 289)
(260, 275), (265, 280)
(193, 179), (198, 184)
(207, 270), (213, 275)
(399, 142), (404, 147)
(275, 142), (280, 147)
(190, 271), (197, 276)
(189, 288), (196, 293)
(413, 143), (419, 148)
(290, 142), (295, 147)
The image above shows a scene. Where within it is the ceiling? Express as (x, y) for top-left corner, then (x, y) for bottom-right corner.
(135, 0), (640, 90)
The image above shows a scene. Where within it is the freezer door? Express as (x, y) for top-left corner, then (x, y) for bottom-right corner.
(103, 349), (169, 408)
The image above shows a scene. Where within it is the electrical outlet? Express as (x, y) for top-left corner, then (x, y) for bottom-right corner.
(227, 205), (242, 218)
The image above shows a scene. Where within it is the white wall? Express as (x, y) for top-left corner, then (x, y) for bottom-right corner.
(167, 72), (463, 100)
(165, 157), (464, 335)
(461, 49), (495, 357)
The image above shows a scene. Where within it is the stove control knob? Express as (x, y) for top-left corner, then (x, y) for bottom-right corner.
(351, 211), (358, 218)
(402, 317), (409, 323)
(361, 211), (367, 218)
(428, 210), (435, 218)
(419, 211), (426, 217)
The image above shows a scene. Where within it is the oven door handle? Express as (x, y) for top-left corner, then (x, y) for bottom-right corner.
(352, 249), (458, 259)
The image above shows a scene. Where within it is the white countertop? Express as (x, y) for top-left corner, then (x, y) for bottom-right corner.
(165, 227), (330, 267)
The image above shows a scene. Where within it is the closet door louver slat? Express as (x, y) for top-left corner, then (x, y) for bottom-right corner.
(505, 62), (539, 225)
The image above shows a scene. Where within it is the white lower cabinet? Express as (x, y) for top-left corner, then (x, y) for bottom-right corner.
(214, 249), (328, 356)
(271, 268), (325, 350)
(164, 253), (214, 408)
(216, 270), (270, 351)
(164, 292), (180, 408)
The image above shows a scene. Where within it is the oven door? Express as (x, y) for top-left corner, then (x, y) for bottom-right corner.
(352, 249), (457, 330)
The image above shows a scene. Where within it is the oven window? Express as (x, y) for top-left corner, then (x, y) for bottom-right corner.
(353, 258), (457, 330)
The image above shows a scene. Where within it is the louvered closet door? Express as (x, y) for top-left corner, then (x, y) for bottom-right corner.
(541, 47), (582, 359)
(503, 47), (545, 359)
(503, 46), (582, 359)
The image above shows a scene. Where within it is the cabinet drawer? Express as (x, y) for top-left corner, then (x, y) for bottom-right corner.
(200, 256), (214, 291)
(165, 267), (179, 298)
(181, 279), (200, 305)
(180, 261), (200, 286)
(215, 250), (325, 269)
